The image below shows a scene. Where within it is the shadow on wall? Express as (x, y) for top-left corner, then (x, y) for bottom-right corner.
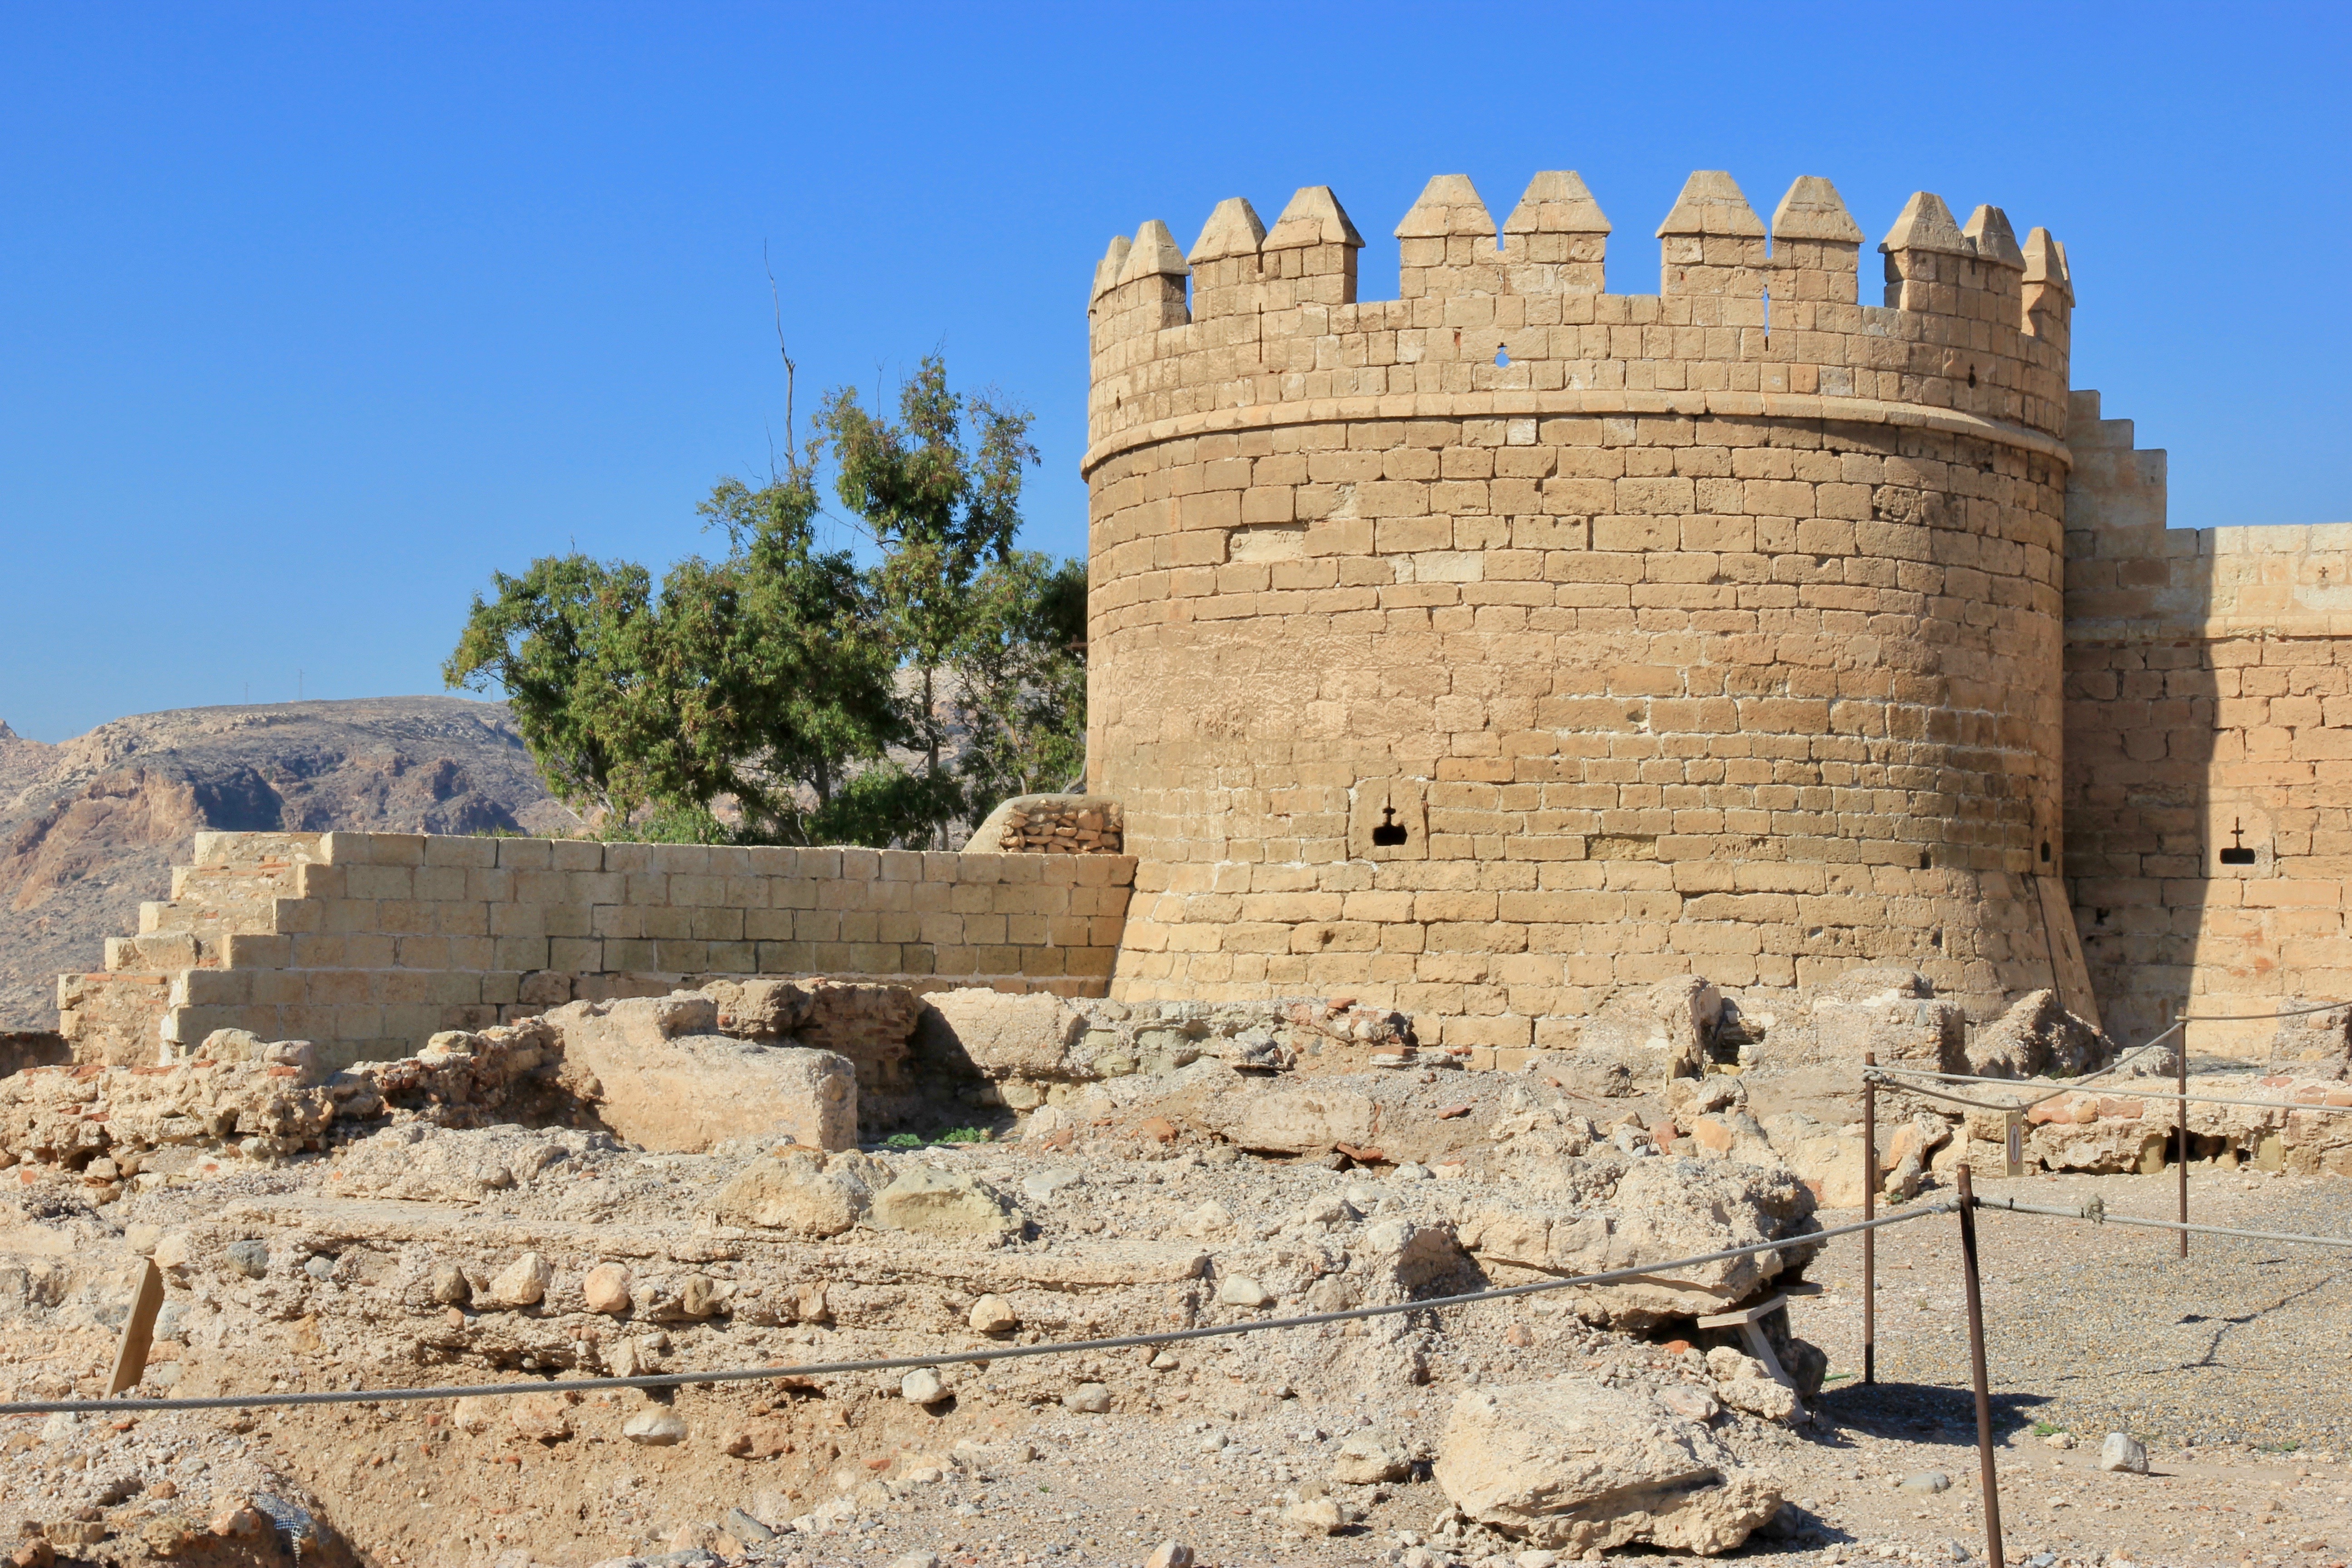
(0, 1031), (69, 1080)
(2062, 391), (2352, 1059)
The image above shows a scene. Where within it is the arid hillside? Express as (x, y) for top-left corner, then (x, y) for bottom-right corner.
(0, 696), (579, 1031)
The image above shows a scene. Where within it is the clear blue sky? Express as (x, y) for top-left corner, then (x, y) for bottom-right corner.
(3, 3), (2346, 741)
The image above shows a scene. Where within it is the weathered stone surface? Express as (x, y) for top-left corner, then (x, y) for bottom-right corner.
(1331, 1428), (1411, 1484)
(1460, 1155), (1818, 1327)
(333, 1123), (607, 1203)
(621, 1410), (686, 1446)
(1966, 990), (2115, 1080)
(868, 1165), (1023, 1238)
(550, 995), (858, 1153)
(921, 990), (1088, 1080)
(708, 1151), (882, 1236)
(1810, 970), (1966, 1073)
(1572, 978), (1722, 1083)
(488, 1251), (551, 1308)
(1764, 1113), (1869, 1208)
(1433, 1380), (1783, 1553)
(582, 1263), (632, 1314)
(1228, 1088), (1377, 1154)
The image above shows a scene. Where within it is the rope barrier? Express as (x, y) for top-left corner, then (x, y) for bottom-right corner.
(1971, 1193), (2352, 1251)
(1871, 1068), (2352, 1120)
(0, 1205), (1951, 1419)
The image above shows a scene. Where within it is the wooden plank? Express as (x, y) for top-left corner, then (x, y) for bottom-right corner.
(105, 1258), (166, 1397)
(2035, 873), (2102, 1029)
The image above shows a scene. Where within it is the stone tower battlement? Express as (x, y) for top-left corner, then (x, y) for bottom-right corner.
(1082, 167), (2095, 1045)
(1086, 171), (2075, 476)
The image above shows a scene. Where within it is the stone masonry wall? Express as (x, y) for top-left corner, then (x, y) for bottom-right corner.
(61, 830), (1135, 1071)
(1085, 167), (2090, 1045)
(2065, 392), (2352, 1060)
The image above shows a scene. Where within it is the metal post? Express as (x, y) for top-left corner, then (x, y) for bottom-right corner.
(2176, 1019), (2190, 1259)
(1862, 1050), (1877, 1386)
(1955, 1166), (2007, 1568)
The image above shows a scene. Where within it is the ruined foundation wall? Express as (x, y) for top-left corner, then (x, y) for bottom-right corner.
(1086, 169), (2088, 1045)
(2064, 395), (2352, 1058)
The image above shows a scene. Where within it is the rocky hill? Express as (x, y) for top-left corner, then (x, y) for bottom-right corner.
(0, 696), (580, 1031)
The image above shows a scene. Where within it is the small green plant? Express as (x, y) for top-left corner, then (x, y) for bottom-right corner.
(2031, 1420), (2066, 1437)
(935, 1126), (990, 1144)
(882, 1132), (923, 1150)
(2259, 1440), (2303, 1454)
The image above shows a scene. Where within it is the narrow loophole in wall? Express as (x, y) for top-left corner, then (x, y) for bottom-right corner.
(1371, 806), (1408, 848)
(1967, 366), (1978, 388)
(2220, 846), (2257, 866)
(1917, 850), (1931, 871)
(2039, 840), (2051, 864)
(1931, 928), (1943, 949)
(1494, 348), (1510, 367)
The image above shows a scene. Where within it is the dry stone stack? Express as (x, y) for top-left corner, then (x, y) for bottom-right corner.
(1086, 168), (2091, 1049)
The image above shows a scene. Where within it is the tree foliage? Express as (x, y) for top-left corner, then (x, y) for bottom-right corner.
(446, 355), (1084, 849)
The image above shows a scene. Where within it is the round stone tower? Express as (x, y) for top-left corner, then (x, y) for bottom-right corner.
(1083, 168), (2082, 1048)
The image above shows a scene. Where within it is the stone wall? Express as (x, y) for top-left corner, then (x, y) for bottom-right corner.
(59, 830), (1136, 1071)
(1086, 167), (2089, 1044)
(2064, 394), (2352, 1058)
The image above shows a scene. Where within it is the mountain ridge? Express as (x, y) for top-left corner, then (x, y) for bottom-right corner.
(0, 695), (578, 1031)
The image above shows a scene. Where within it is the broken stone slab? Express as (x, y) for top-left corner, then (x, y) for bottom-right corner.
(1433, 1379), (1783, 1553)
(548, 994), (858, 1152)
(921, 990), (1089, 1081)
(1459, 1155), (1818, 1328)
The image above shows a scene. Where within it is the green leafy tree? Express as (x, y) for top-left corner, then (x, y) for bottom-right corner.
(445, 456), (902, 843)
(823, 355), (1083, 846)
(447, 353), (1085, 849)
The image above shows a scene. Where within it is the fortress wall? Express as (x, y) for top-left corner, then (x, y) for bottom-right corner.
(2065, 396), (2352, 1058)
(1086, 172), (2088, 1044)
(104, 831), (1133, 1070)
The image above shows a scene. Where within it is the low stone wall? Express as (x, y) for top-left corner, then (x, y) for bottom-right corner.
(62, 830), (1136, 1072)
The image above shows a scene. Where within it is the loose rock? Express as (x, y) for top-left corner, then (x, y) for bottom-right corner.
(583, 1262), (633, 1314)
(622, 1410), (687, 1446)
(2100, 1432), (2150, 1474)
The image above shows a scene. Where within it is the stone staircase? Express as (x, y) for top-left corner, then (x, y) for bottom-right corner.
(57, 832), (325, 1064)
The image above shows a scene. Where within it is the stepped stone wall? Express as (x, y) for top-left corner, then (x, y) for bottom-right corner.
(2063, 399), (2352, 1058)
(1084, 167), (2089, 1045)
(58, 829), (1135, 1071)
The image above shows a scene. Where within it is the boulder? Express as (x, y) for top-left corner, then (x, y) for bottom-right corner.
(868, 1165), (1023, 1238)
(1459, 1156), (1818, 1329)
(1966, 990), (2116, 1080)
(921, 991), (1088, 1080)
(708, 1151), (883, 1237)
(548, 994), (858, 1152)
(1433, 1380), (1783, 1553)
